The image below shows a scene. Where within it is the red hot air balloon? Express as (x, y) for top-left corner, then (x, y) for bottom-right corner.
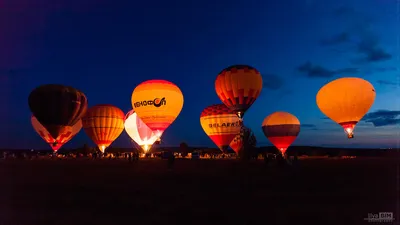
(31, 115), (82, 152)
(262, 112), (300, 156)
(229, 126), (257, 154)
(215, 65), (263, 119)
(28, 84), (88, 139)
(200, 104), (242, 152)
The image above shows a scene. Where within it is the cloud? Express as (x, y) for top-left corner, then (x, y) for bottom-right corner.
(377, 80), (398, 86)
(301, 124), (317, 129)
(322, 7), (392, 64)
(362, 110), (400, 127)
(262, 74), (284, 90)
(297, 62), (358, 78)
(320, 32), (350, 46)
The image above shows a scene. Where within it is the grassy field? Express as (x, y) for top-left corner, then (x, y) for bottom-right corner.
(0, 158), (398, 225)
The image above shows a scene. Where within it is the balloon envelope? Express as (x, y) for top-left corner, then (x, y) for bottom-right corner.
(200, 104), (241, 151)
(131, 80), (184, 138)
(316, 77), (375, 138)
(31, 115), (82, 152)
(124, 109), (158, 152)
(28, 84), (87, 139)
(215, 65), (263, 119)
(262, 112), (300, 155)
(82, 104), (125, 153)
(230, 126), (256, 154)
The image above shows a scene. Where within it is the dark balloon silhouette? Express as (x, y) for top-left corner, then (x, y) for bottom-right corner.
(28, 84), (88, 139)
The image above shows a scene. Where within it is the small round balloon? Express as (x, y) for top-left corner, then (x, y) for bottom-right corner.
(262, 112), (300, 156)
(215, 65), (263, 119)
(316, 77), (375, 138)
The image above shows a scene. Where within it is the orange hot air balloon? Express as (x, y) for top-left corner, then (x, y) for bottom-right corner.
(262, 112), (300, 156)
(82, 104), (125, 153)
(316, 77), (376, 138)
(215, 65), (263, 119)
(200, 104), (241, 152)
(229, 126), (257, 154)
(124, 109), (158, 152)
(31, 115), (82, 152)
(131, 80), (184, 139)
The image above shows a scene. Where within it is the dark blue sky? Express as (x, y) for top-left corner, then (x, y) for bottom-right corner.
(1, 0), (398, 149)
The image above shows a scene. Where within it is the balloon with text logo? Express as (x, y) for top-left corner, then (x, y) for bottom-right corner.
(124, 109), (159, 153)
(215, 65), (263, 120)
(316, 77), (376, 139)
(200, 104), (241, 152)
(131, 80), (184, 140)
(262, 112), (300, 157)
(82, 104), (125, 153)
(28, 84), (88, 140)
(31, 115), (82, 152)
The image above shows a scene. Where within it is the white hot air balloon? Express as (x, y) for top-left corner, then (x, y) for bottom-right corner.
(124, 109), (159, 152)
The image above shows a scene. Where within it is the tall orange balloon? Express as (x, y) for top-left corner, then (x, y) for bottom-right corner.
(31, 115), (82, 152)
(262, 112), (300, 156)
(131, 80), (184, 138)
(215, 65), (263, 119)
(82, 104), (125, 153)
(316, 77), (376, 138)
(200, 104), (241, 152)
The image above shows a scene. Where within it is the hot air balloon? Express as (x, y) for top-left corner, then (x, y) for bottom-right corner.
(200, 104), (241, 152)
(215, 65), (263, 119)
(28, 84), (88, 139)
(131, 80), (184, 139)
(82, 104), (125, 153)
(31, 115), (82, 152)
(262, 112), (300, 156)
(316, 77), (376, 138)
(124, 109), (158, 152)
(229, 126), (257, 154)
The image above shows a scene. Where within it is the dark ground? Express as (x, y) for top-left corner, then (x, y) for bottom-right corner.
(0, 158), (398, 225)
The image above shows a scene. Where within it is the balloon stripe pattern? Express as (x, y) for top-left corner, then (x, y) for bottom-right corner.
(316, 77), (376, 138)
(31, 115), (82, 152)
(262, 112), (300, 155)
(131, 80), (184, 137)
(200, 104), (241, 151)
(124, 109), (158, 151)
(28, 84), (88, 139)
(82, 104), (125, 152)
(215, 65), (263, 117)
(230, 126), (256, 154)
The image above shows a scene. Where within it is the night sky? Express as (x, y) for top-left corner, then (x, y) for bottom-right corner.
(1, 0), (399, 149)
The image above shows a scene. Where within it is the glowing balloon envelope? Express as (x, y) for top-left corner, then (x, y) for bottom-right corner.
(229, 126), (256, 154)
(28, 84), (87, 139)
(82, 104), (125, 153)
(215, 65), (263, 119)
(200, 104), (241, 152)
(316, 77), (376, 138)
(124, 109), (158, 152)
(262, 112), (300, 155)
(131, 80), (184, 138)
(31, 115), (82, 152)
